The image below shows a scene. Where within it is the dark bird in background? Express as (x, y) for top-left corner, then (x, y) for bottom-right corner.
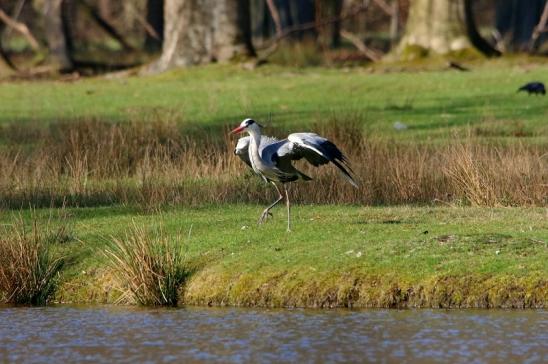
(231, 118), (357, 232)
(517, 82), (546, 95)
(448, 61), (470, 72)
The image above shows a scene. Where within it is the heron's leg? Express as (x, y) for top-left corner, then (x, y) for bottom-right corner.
(283, 184), (291, 232)
(258, 181), (283, 224)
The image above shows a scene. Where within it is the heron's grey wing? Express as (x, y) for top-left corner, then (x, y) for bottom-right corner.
(256, 138), (304, 182)
(277, 133), (358, 187)
(234, 136), (252, 168)
(234, 135), (280, 169)
(259, 137), (286, 164)
(258, 136), (280, 157)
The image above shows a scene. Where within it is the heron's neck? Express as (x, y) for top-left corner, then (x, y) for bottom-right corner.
(247, 128), (261, 149)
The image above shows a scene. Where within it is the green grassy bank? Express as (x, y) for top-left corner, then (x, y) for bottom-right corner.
(1, 60), (547, 143)
(0, 61), (546, 308)
(5, 205), (542, 308)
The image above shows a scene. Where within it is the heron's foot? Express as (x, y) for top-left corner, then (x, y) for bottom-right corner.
(258, 209), (273, 224)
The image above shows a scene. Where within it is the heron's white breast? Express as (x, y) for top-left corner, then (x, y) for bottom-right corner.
(249, 139), (279, 180)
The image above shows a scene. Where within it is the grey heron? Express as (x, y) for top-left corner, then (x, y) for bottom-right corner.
(231, 118), (357, 232)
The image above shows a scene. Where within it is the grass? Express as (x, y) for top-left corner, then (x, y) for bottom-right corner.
(0, 216), (65, 305)
(0, 60), (547, 143)
(105, 223), (191, 306)
(0, 120), (544, 210)
(0, 59), (546, 307)
(9, 204), (542, 308)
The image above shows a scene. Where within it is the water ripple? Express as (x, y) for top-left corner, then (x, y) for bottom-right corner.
(0, 306), (546, 363)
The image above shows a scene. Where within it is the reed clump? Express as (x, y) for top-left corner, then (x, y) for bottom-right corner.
(0, 119), (545, 209)
(105, 223), (191, 306)
(0, 217), (64, 305)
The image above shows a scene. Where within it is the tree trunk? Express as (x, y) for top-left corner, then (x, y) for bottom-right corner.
(43, 0), (73, 71)
(496, 0), (546, 51)
(397, 0), (471, 58)
(389, 0), (399, 46)
(331, 0), (343, 47)
(151, 0), (254, 72)
(296, 0), (316, 39)
(463, 0), (500, 57)
(261, 0), (274, 39)
(145, 0), (164, 52)
(0, 23), (16, 72)
(277, 0), (294, 30)
(315, 0), (343, 48)
(97, 0), (112, 22)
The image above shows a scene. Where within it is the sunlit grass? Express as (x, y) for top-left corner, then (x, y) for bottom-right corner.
(0, 61), (546, 143)
(23, 204), (546, 307)
(0, 61), (546, 307)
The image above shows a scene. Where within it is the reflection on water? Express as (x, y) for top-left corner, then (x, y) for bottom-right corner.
(0, 305), (546, 363)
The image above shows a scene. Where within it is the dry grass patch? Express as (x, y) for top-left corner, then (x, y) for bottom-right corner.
(105, 222), (191, 306)
(0, 119), (545, 209)
(0, 217), (65, 305)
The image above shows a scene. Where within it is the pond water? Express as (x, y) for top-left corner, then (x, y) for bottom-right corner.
(0, 305), (546, 363)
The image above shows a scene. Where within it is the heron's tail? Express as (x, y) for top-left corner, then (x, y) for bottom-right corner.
(332, 160), (358, 188)
(298, 171), (313, 181)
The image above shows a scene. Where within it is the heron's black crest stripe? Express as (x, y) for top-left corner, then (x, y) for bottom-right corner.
(244, 119), (264, 127)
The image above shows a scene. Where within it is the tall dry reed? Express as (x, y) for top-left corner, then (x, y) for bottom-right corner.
(105, 223), (190, 306)
(0, 217), (65, 304)
(0, 119), (545, 209)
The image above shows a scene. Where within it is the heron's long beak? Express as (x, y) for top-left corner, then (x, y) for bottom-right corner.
(231, 126), (245, 134)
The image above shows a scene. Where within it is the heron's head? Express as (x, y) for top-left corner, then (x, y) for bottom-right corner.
(231, 118), (262, 134)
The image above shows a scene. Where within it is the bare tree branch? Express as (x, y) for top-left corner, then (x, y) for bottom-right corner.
(125, 2), (161, 41)
(340, 29), (381, 61)
(258, 3), (372, 51)
(529, 2), (548, 52)
(265, 0), (282, 37)
(371, 0), (393, 15)
(4, 0), (26, 37)
(257, 2), (384, 63)
(78, 0), (136, 51)
(0, 8), (40, 51)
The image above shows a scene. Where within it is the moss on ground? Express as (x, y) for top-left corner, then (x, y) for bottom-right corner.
(37, 205), (547, 308)
(183, 270), (546, 309)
